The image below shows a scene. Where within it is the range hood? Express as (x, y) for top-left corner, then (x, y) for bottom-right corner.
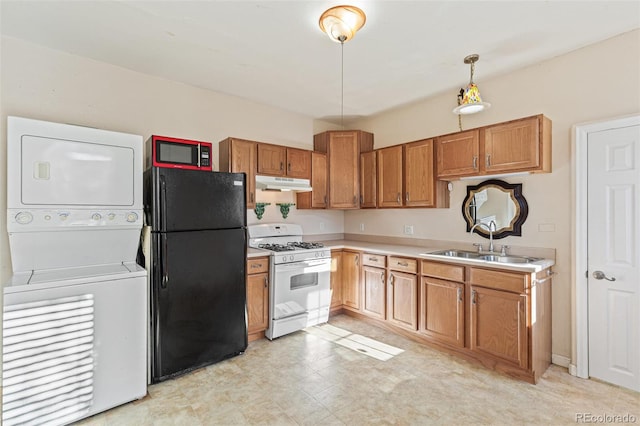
(255, 175), (312, 192)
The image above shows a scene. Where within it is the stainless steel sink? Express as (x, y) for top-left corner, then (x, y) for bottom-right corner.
(480, 254), (540, 264)
(428, 250), (481, 259)
(425, 250), (541, 264)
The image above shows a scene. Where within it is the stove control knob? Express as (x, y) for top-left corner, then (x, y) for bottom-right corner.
(282, 256), (287, 262)
(92, 213), (102, 221)
(59, 212), (69, 221)
(15, 212), (33, 224)
(126, 212), (138, 223)
(315, 252), (319, 258)
(290, 255), (294, 261)
(108, 213), (116, 220)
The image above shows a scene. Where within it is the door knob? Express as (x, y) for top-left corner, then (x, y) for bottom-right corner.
(592, 270), (616, 281)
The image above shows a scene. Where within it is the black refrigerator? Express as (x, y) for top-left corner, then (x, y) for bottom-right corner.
(144, 167), (247, 383)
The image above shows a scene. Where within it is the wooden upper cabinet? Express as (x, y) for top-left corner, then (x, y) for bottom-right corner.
(360, 151), (377, 208)
(483, 115), (550, 174)
(404, 138), (436, 207)
(436, 129), (480, 178)
(296, 151), (327, 209)
(286, 147), (312, 179)
(219, 137), (257, 209)
(314, 130), (374, 209)
(257, 144), (311, 179)
(257, 143), (286, 176)
(437, 114), (551, 179)
(377, 145), (404, 208)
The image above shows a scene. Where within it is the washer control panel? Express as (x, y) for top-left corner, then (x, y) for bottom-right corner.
(8, 209), (142, 230)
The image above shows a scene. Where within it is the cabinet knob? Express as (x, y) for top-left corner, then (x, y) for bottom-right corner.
(264, 276), (268, 288)
(389, 274), (394, 285)
(353, 195), (357, 205)
(396, 193), (401, 204)
(288, 162), (291, 172)
(250, 192), (254, 203)
(324, 196), (328, 206)
(457, 287), (463, 302)
(406, 192), (409, 202)
(280, 162), (284, 171)
(473, 156), (478, 170)
(380, 271), (385, 283)
(472, 289), (477, 304)
(360, 195), (364, 204)
(486, 154), (491, 168)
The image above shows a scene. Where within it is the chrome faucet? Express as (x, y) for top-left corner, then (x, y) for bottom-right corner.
(470, 220), (496, 253)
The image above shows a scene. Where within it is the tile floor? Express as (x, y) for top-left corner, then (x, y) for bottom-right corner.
(79, 315), (639, 425)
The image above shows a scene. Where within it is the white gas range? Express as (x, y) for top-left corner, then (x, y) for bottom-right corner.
(248, 224), (331, 339)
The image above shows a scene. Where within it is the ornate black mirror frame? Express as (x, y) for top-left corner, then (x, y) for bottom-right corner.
(462, 179), (528, 239)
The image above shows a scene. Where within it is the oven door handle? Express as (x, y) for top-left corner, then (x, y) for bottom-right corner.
(275, 258), (331, 272)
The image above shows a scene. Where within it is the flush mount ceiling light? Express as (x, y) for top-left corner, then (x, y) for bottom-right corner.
(453, 54), (491, 115)
(319, 5), (366, 43)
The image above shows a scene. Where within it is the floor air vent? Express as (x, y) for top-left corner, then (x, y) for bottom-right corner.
(2, 294), (95, 426)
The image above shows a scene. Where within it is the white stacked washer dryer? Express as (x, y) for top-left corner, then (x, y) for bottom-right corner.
(3, 117), (147, 426)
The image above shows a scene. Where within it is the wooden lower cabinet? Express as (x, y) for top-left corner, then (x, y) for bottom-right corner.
(331, 253), (552, 383)
(246, 257), (269, 341)
(362, 266), (386, 320)
(470, 285), (528, 369)
(387, 271), (418, 331)
(330, 250), (343, 310)
(419, 276), (464, 347)
(341, 250), (361, 311)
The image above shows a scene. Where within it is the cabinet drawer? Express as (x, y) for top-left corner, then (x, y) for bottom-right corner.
(469, 268), (528, 293)
(421, 261), (465, 282)
(363, 253), (386, 268)
(389, 257), (417, 274)
(247, 257), (269, 274)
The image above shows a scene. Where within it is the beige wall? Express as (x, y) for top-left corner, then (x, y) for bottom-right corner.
(0, 36), (344, 285)
(347, 29), (640, 361)
(1, 29), (639, 366)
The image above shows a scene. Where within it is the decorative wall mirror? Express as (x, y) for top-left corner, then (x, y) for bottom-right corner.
(462, 179), (528, 239)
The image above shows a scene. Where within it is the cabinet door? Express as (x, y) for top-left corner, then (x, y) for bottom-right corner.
(328, 133), (359, 209)
(470, 286), (528, 369)
(419, 277), (464, 347)
(483, 116), (540, 173)
(247, 272), (269, 334)
(296, 152), (327, 209)
(377, 145), (404, 208)
(257, 143), (286, 176)
(387, 271), (418, 331)
(286, 148), (311, 179)
(342, 250), (361, 310)
(220, 138), (257, 209)
(436, 130), (480, 178)
(362, 266), (386, 320)
(404, 139), (435, 207)
(330, 250), (343, 309)
(360, 151), (377, 208)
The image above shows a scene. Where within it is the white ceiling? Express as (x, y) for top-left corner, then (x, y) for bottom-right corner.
(1, 1), (639, 123)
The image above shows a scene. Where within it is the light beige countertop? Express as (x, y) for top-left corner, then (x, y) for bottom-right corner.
(319, 239), (555, 273)
(247, 238), (555, 273)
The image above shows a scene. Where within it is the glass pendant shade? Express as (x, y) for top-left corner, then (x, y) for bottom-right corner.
(453, 83), (491, 115)
(319, 5), (366, 43)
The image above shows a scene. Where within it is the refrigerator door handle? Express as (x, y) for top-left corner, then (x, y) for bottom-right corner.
(161, 233), (169, 289)
(160, 175), (167, 232)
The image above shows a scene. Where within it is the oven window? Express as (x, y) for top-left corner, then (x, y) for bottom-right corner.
(290, 272), (318, 290)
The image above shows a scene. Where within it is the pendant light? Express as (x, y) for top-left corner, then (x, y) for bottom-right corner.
(319, 5), (366, 128)
(453, 54), (491, 115)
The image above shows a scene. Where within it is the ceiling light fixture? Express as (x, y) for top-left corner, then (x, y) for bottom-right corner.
(319, 5), (366, 44)
(319, 5), (366, 128)
(453, 54), (491, 116)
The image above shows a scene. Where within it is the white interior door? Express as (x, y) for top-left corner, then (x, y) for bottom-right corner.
(587, 123), (640, 391)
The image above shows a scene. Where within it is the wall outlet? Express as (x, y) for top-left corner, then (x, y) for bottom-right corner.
(359, 223), (365, 231)
(404, 225), (414, 235)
